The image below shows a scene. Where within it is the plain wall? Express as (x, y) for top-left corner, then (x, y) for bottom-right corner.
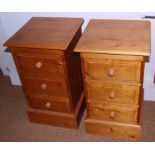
(0, 12), (155, 100)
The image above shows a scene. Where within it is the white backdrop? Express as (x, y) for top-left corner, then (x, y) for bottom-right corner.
(0, 12), (155, 100)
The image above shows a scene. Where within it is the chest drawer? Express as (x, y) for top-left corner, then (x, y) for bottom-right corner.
(90, 103), (138, 123)
(22, 77), (69, 97)
(26, 94), (71, 113)
(82, 57), (142, 83)
(14, 50), (66, 80)
(86, 80), (140, 104)
(12, 48), (66, 79)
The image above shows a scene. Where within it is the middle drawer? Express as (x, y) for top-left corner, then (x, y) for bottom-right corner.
(22, 77), (69, 98)
(86, 80), (140, 105)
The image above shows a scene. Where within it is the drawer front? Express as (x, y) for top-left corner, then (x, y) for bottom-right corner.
(85, 118), (141, 139)
(27, 94), (71, 113)
(89, 103), (138, 123)
(22, 77), (69, 97)
(13, 49), (66, 80)
(83, 57), (141, 83)
(86, 81), (140, 104)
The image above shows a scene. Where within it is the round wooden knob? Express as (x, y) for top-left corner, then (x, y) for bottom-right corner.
(35, 62), (42, 68)
(45, 102), (51, 108)
(58, 61), (63, 65)
(108, 69), (114, 77)
(109, 92), (115, 99)
(108, 128), (113, 132)
(41, 83), (47, 89)
(110, 111), (115, 118)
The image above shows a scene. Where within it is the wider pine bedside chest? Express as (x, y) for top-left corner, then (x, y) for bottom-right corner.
(4, 17), (84, 128)
(74, 19), (151, 139)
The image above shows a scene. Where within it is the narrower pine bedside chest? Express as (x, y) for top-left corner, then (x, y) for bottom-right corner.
(4, 17), (84, 128)
(74, 19), (151, 139)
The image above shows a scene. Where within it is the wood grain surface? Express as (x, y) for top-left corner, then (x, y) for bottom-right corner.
(75, 19), (151, 56)
(4, 17), (84, 129)
(4, 17), (84, 50)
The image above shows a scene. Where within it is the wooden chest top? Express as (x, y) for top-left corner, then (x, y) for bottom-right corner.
(4, 17), (84, 50)
(74, 19), (151, 56)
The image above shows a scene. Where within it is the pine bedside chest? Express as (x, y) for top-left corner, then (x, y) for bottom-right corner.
(74, 19), (151, 139)
(4, 17), (84, 129)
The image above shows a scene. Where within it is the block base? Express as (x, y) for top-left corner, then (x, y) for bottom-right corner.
(27, 92), (85, 129)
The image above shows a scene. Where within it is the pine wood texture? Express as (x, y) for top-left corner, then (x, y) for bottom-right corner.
(75, 19), (151, 139)
(4, 17), (84, 128)
(74, 19), (151, 56)
(81, 54), (143, 84)
(4, 17), (84, 50)
(86, 80), (140, 104)
(85, 119), (141, 139)
(27, 93), (71, 113)
(12, 48), (66, 80)
(82, 53), (144, 139)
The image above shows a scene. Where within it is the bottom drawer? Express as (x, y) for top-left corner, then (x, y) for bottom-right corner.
(85, 118), (141, 139)
(26, 94), (71, 113)
(90, 103), (138, 123)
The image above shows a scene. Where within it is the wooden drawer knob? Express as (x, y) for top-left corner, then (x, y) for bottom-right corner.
(108, 128), (113, 132)
(35, 62), (42, 68)
(45, 102), (51, 108)
(109, 92), (115, 99)
(108, 69), (114, 77)
(110, 111), (115, 118)
(58, 61), (63, 65)
(41, 83), (47, 89)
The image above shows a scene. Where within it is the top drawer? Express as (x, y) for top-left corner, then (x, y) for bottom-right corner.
(12, 48), (66, 80)
(82, 54), (143, 83)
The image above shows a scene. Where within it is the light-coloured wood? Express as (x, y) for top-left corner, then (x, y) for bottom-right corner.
(137, 89), (144, 124)
(82, 55), (142, 83)
(76, 19), (150, 139)
(90, 103), (138, 123)
(85, 118), (141, 139)
(86, 80), (140, 105)
(4, 17), (84, 50)
(81, 53), (144, 61)
(75, 19), (151, 56)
